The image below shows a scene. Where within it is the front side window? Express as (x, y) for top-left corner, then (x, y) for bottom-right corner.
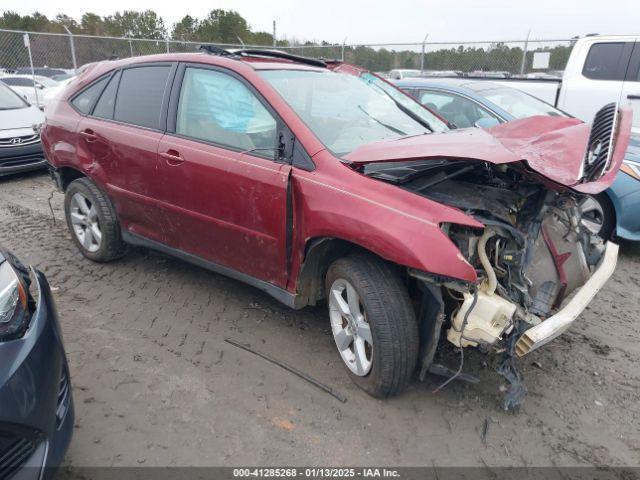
(176, 68), (277, 152)
(114, 66), (171, 129)
(582, 42), (628, 81)
(479, 87), (568, 120)
(416, 89), (498, 129)
(261, 70), (445, 155)
(71, 76), (109, 114)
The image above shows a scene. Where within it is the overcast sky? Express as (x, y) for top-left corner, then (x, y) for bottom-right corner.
(2, 0), (638, 44)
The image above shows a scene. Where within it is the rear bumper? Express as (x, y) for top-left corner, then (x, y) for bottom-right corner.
(0, 269), (74, 479)
(0, 142), (46, 177)
(515, 241), (619, 356)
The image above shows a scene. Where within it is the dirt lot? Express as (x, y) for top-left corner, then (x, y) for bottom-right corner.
(1, 171), (639, 468)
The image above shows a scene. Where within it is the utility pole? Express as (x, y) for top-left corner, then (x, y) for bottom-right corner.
(420, 33), (429, 74)
(520, 28), (531, 75)
(341, 37), (347, 62)
(272, 21), (276, 48)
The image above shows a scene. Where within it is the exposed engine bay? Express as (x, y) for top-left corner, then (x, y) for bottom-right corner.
(363, 158), (613, 408)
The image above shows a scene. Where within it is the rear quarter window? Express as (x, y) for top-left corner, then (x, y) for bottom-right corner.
(71, 76), (110, 114)
(113, 65), (171, 130)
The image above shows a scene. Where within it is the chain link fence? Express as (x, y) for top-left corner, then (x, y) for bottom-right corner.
(0, 28), (574, 79)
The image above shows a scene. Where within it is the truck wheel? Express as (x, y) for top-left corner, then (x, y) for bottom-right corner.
(580, 193), (615, 240)
(325, 254), (418, 398)
(64, 178), (126, 262)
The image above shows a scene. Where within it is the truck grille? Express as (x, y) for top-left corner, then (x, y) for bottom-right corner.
(0, 133), (39, 148)
(0, 431), (37, 479)
(582, 103), (618, 182)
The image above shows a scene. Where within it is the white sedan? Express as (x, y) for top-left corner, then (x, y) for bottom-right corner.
(0, 75), (59, 108)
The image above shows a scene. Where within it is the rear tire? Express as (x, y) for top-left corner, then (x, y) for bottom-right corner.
(64, 178), (126, 262)
(325, 253), (418, 398)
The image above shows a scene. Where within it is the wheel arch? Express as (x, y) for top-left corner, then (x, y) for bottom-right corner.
(55, 166), (87, 191)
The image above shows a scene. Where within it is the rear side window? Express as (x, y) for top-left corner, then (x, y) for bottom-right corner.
(92, 71), (121, 119)
(114, 66), (170, 129)
(582, 42), (628, 81)
(71, 76), (109, 114)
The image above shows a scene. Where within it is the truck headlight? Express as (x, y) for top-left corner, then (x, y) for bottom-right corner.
(0, 260), (30, 341)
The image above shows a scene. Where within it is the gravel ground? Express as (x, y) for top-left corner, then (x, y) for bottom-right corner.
(1, 171), (639, 468)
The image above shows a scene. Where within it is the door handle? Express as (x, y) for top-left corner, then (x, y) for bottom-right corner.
(160, 150), (184, 165)
(79, 129), (97, 143)
(627, 94), (640, 100)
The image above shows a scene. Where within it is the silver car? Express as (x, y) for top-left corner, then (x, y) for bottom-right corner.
(0, 82), (46, 177)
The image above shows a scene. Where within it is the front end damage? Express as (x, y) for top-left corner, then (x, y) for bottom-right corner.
(356, 105), (631, 409)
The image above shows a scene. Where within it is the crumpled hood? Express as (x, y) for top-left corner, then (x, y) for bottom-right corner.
(343, 107), (633, 194)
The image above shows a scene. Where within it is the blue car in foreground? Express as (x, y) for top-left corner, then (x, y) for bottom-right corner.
(0, 248), (73, 479)
(395, 78), (640, 241)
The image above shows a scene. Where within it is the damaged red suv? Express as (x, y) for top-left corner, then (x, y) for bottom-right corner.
(42, 48), (631, 405)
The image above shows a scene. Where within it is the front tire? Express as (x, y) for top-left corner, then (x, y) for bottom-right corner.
(64, 178), (126, 262)
(325, 254), (418, 398)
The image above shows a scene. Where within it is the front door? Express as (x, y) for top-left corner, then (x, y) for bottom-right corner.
(156, 65), (291, 287)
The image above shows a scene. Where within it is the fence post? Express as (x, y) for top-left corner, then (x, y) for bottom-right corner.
(63, 26), (78, 72)
(23, 33), (40, 107)
(129, 39), (134, 57)
(420, 33), (429, 73)
(272, 21), (276, 48)
(166, 38), (170, 53)
(520, 29), (531, 75)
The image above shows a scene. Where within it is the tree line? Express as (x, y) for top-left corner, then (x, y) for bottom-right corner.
(0, 10), (573, 73)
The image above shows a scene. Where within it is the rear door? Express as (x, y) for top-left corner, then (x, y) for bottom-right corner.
(621, 42), (640, 135)
(156, 64), (291, 286)
(75, 63), (176, 244)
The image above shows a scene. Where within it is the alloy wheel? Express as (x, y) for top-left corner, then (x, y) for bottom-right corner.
(69, 192), (102, 253)
(579, 196), (605, 235)
(328, 278), (373, 376)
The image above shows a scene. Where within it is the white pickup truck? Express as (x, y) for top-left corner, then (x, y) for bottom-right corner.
(470, 35), (640, 134)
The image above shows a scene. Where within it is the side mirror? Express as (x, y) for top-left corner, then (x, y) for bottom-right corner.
(37, 84), (45, 90)
(475, 117), (500, 129)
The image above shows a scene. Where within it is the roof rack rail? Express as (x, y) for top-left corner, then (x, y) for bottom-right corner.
(198, 45), (327, 68)
(235, 49), (326, 68)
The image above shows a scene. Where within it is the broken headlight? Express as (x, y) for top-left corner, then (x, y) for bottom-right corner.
(0, 256), (30, 341)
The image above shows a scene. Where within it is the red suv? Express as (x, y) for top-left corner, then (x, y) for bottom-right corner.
(42, 49), (631, 403)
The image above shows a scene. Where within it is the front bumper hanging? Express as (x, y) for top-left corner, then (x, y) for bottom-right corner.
(515, 241), (619, 356)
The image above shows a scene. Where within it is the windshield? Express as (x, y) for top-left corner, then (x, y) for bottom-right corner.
(479, 87), (568, 119)
(0, 83), (28, 110)
(260, 69), (447, 155)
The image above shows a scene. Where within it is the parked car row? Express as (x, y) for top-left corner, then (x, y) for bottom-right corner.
(0, 68), (77, 110)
